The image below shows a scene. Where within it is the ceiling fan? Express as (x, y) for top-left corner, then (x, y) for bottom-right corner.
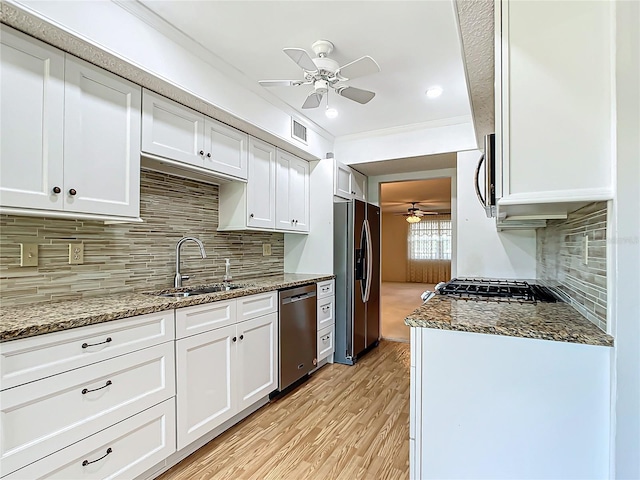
(395, 203), (440, 223)
(258, 39), (380, 109)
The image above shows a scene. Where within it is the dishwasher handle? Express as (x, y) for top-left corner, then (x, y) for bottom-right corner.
(281, 291), (317, 304)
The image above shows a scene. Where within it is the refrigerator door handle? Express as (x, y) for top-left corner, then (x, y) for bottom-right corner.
(363, 218), (373, 303)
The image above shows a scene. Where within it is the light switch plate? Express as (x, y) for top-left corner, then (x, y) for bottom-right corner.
(262, 243), (272, 256)
(69, 243), (84, 265)
(20, 243), (38, 267)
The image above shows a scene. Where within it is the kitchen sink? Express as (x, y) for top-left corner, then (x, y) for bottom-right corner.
(152, 284), (247, 298)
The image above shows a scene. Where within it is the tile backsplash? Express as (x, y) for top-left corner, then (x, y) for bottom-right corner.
(0, 170), (284, 306)
(537, 202), (608, 331)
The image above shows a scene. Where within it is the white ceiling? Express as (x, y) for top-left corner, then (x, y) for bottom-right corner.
(139, 0), (472, 138)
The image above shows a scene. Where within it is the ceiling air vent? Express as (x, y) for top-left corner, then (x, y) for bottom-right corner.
(291, 119), (307, 144)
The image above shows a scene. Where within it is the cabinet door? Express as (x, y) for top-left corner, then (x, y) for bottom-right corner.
(246, 137), (276, 229)
(352, 168), (367, 201)
(275, 150), (294, 231)
(289, 156), (310, 232)
(204, 118), (248, 179)
(0, 26), (64, 211)
(141, 89), (205, 168)
(236, 313), (277, 412)
(175, 325), (236, 450)
(334, 160), (353, 199)
(63, 57), (141, 218)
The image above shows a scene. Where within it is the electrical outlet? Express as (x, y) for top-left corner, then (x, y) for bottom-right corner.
(69, 243), (84, 265)
(262, 243), (272, 256)
(20, 243), (38, 267)
(583, 234), (589, 265)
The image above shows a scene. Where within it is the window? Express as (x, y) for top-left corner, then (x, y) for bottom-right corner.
(408, 217), (452, 260)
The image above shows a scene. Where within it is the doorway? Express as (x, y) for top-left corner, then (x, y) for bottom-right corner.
(379, 178), (452, 342)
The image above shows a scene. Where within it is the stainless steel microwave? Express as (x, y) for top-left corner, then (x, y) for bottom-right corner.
(474, 133), (496, 218)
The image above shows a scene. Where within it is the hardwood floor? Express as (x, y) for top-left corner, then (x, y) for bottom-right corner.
(158, 341), (410, 480)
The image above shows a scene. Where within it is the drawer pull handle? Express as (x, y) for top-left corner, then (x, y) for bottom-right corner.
(82, 447), (112, 466)
(82, 337), (112, 349)
(82, 380), (112, 395)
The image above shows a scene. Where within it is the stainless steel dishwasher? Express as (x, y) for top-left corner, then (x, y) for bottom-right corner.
(278, 284), (317, 391)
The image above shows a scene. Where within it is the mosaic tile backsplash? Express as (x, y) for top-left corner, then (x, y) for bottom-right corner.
(0, 170), (284, 306)
(537, 202), (608, 331)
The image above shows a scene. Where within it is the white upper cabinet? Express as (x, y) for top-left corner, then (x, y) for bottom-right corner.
(142, 89), (205, 168)
(276, 149), (310, 232)
(141, 89), (248, 180)
(63, 57), (141, 218)
(0, 26), (64, 212)
(0, 26), (141, 221)
(246, 137), (277, 229)
(334, 159), (366, 201)
(496, 0), (613, 218)
(204, 119), (248, 179)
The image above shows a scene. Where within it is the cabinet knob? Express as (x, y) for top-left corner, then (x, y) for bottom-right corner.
(206, 152), (212, 158)
(199, 150), (205, 156)
(232, 336), (237, 342)
(52, 186), (61, 194)
(68, 188), (77, 196)
(249, 213), (254, 218)
(240, 334), (244, 340)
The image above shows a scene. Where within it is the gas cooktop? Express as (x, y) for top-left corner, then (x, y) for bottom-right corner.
(425, 278), (559, 304)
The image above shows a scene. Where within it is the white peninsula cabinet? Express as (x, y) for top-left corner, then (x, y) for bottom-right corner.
(219, 139), (310, 233)
(0, 25), (141, 221)
(175, 292), (278, 450)
(495, 0), (614, 220)
(0, 311), (176, 479)
(141, 89), (248, 180)
(409, 328), (611, 479)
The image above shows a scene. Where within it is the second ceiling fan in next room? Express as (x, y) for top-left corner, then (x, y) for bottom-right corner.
(258, 39), (380, 109)
(395, 203), (439, 223)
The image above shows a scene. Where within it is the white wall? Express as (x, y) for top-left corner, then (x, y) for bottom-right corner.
(11, 0), (333, 160)
(334, 117), (477, 165)
(611, 1), (640, 477)
(456, 150), (536, 279)
(284, 159), (334, 274)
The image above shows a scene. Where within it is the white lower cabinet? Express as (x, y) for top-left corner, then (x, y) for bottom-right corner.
(4, 399), (176, 480)
(317, 325), (334, 362)
(175, 297), (278, 450)
(0, 342), (175, 477)
(175, 324), (236, 450)
(316, 281), (335, 363)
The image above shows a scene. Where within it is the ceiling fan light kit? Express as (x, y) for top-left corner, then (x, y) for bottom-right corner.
(406, 215), (422, 224)
(259, 39), (380, 110)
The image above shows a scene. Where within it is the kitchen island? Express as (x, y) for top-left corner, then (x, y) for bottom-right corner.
(406, 296), (613, 480)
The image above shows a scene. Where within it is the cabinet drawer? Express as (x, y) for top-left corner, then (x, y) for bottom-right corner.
(317, 295), (335, 330)
(237, 292), (277, 321)
(0, 311), (174, 390)
(317, 325), (334, 362)
(0, 342), (175, 476)
(175, 299), (236, 339)
(4, 399), (176, 480)
(317, 280), (334, 299)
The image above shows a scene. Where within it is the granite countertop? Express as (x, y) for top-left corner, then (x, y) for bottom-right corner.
(405, 296), (613, 347)
(0, 273), (334, 342)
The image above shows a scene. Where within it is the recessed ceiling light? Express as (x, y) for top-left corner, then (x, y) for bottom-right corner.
(325, 107), (338, 119)
(426, 86), (443, 99)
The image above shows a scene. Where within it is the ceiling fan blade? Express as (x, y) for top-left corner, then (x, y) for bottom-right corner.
(283, 48), (317, 72)
(337, 56), (380, 80)
(336, 86), (376, 104)
(258, 80), (304, 87)
(302, 91), (323, 109)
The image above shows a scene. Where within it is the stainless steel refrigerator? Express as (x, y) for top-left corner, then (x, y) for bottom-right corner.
(333, 199), (380, 365)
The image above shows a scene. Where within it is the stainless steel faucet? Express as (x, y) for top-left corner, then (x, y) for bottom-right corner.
(174, 237), (207, 288)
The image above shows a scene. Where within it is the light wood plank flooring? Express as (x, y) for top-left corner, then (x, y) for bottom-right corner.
(158, 341), (410, 480)
(381, 282), (434, 342)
